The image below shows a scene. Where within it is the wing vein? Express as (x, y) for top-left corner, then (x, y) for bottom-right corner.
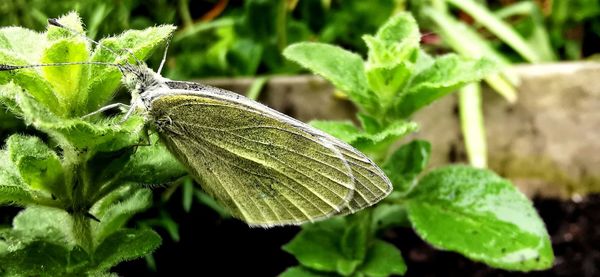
(176, 121), (354, 191)
(185, 137), (327, 217)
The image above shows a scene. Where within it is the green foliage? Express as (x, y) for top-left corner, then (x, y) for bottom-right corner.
(0, 204), (160, 276)
(548, 0), (600, 60)
(282, 12), (553, 275)
(284, 43), (374, 111)
(285, 12), (497, 122)
(283, 214), (406, 277)
(0, 7), (560, 276)
(310, 120), (418, 161)
(0, 13), (183, 275)
(383, 140), (431, 193)
(115, 136), (187, 185)
(168, 0), (407, 79)
(7, 135), (64, 195)
(395, 54), (495, 117)
(93, 229), (162, 271)
(405, 166), (554, 270)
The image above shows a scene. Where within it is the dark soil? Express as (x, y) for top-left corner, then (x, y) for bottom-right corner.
(113, 193), (600, 276)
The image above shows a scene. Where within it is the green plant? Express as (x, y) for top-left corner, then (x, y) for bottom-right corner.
(279, 12), (553, 276)
(0, 10), (555, 277)
(0, 0), (178, 40)
(168, 0), (406, 79)
(0, 0), (436, 83)
(0, 13), (187, 276)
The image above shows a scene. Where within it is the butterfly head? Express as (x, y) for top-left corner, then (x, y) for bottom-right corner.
(122, 63), (166, 96)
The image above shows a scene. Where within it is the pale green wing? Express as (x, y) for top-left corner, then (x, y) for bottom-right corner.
(330, 143), (393, 215)
(148, 83), (393, 226)
(150, 93), (356, 227)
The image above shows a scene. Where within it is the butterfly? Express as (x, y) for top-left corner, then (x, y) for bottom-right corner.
(1, 18), (392, 227)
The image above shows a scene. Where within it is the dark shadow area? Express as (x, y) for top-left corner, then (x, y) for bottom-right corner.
(115, 192), (599, 277)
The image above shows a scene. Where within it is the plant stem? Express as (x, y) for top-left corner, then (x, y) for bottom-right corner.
(446, 0), (543, 63)
(72, 212), (93, 252)
(246, 76), (268, 100)
(178, 0), (193, 28)
(275, 0), (287, 51)
(62, 145), (95, 251)
(459, 83), (487, 168)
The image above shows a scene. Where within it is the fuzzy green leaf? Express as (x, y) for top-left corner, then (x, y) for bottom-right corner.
(282, 218), (347, 274)
(118, 140), (187, 184)
(383, 140), (431, 192)
(0, 82), (24, 116)
(0, 27), (59, 112)
(0, 108), (23, 132)
(309, 121), (362, 144)
(40, 39), (90, 116)
(87, 147), (136, 188)
(7, 134), (65, 195)
(0, 150), (33, 205)
(92, 188), (153, 244)
(310, 120), (418, 155)
(359, 240), (406, 277)
(10, 206), (74, 246)
(0, 27), (46, 62)
(42, 13), (90, 116)
(16, 91), (146, 151)
(365, 61), (412, 104)
(283, 216), (375, 276)
(357, 113), (382, 134)
(372, 203), (409, 231)
(46, 12), (86, 41)
(0, 240), (89, 277)
(395, 55), (497, 118)
(283, 42), (377, 112)
(94, 228), (162, 271)
(0, 50), (61, 114)
(365, 12), (420, 66)
(339, 213), (371, 275)
(87, 25), (176, 111)
(0, 207), (82, 276)
(363, 13), (420, 103)
(406, 166), (554, 271)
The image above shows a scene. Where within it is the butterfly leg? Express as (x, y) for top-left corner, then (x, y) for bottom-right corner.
(81, 103), (130, 119)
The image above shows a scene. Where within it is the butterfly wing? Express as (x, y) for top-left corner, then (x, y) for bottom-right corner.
(148, 83), (391, 226)
(329, 142), (393, 215)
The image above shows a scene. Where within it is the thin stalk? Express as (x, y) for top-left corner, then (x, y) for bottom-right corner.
(178, 0), (193, 29)
(62, 145), (94, 251)
(72, 212), (93, 252)
(61, 146), (80, 203)
(275, 0), (287, 51)
(246, 76), (268, 100)
(459, 83), (487, 168)
(426, 7), (519, 102)
(446, 0), (544, 63)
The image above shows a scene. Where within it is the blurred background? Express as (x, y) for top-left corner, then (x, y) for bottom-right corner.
(1, 0), (598, 79)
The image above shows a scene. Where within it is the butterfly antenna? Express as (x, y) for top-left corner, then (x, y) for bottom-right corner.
(47, 18), (143, 66)
(0, 61), (125, 72)
(157, 31), (174, 74)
